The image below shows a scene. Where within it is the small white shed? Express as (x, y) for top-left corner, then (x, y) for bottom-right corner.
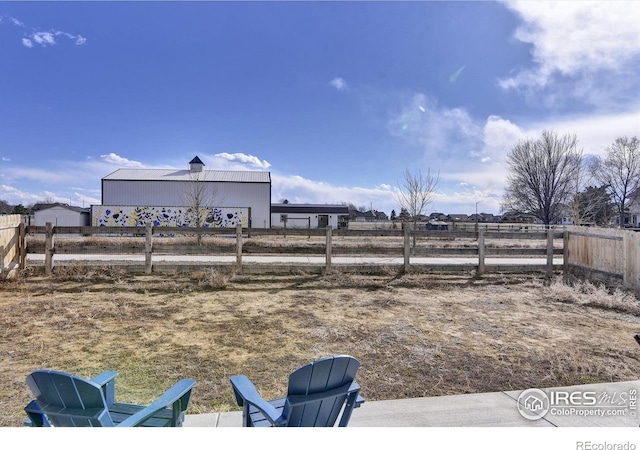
(271, 204), (350, 229)
(34, 204), (90, 227)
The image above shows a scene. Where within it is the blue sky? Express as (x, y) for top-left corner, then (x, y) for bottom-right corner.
(1, 1), (639, 216)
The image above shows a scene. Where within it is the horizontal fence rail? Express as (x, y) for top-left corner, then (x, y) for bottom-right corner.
(23, 223), (566, 276)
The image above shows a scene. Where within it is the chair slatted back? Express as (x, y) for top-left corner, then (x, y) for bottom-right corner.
(26, 370), (114, 427)
(284, 355), (360, 427)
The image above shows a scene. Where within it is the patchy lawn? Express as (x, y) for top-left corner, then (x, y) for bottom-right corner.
(1, 268), (639, 426)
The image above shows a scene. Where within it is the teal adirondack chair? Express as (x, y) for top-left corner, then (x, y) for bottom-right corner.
(24, 369), (195, 427)
(230, 355), (364, 427)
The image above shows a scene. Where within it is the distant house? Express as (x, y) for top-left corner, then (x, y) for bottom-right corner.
(426, 220), (448, 231)
(429, 212), (447, 221)
(625, 189), (640, 228)
(271, 203), (350, 229)
(467, 213), (499, 224)
(554, 205), (574, 226)
(353, 210), (378, 222)
(501, 212), (539, 223)
(446, 214), (469, 222)
(375, 211), (389, 221)
(33, 203), (90, 227)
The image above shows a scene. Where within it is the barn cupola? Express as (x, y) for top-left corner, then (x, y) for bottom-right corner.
(189, 156), (205, 172)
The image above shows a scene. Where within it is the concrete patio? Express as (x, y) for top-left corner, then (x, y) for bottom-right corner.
(184, 379), (640, 427)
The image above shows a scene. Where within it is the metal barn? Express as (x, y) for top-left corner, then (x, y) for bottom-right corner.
(100, 157), (272, 228)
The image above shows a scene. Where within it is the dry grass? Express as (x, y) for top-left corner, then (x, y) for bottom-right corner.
(1, 268), (639, 427)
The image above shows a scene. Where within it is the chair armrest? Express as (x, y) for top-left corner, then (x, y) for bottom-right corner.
(229, 375), (286, 426)
(91, 371), (119, 406)
(117, 378), (196, 427)
(91, 371), (118, 386)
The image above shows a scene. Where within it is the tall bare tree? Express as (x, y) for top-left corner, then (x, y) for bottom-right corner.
(502, 130), (582, 225)
(182, 170), (219, 244)
(590, 136), (640, 228)
(396, 168), (440, 236)
(567, 155), (599, 225)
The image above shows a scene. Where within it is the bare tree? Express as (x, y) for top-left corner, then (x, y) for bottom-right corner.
(502, 131), (582, 225)
(567, 155), (598, 225)
(590, 136), (640, 228)
(182, 170), (219, 244)
(396, 168), (440, 236)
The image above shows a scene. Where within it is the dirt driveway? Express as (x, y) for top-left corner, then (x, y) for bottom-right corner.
(1, 269), (639, 426)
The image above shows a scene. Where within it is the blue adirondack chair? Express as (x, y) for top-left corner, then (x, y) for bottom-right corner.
(230, 355), (364, 427)
(24, 369), (195, 427)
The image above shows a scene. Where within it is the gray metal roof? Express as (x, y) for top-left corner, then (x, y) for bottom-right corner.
(103, 169), (271, 183)
(271, 204), (349, 214)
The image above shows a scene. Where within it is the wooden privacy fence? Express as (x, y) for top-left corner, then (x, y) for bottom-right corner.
(565, 226), (640, 290)
(24, 223), (564, 276)
(0, 214), (25, 276)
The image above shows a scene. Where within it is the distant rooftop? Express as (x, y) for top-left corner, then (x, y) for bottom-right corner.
(271, 203), (349, 214)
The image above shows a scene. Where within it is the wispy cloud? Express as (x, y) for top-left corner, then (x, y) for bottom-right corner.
(213, 152), (271, 169)
(100, 153), (144, 168)
(22, 29), (87, 48)
(0, 15), (24, 27)
(499, 1), (640, 106)
(387, 93), (483, 161)
(329, 77), (348, 91)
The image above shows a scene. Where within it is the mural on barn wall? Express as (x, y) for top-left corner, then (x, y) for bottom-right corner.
(92, 206), (248, 228)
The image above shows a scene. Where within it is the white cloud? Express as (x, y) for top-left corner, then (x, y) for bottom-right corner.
(31, 31), (56, 46)
(388, 93), (483, 160)
(271, 173), (396, 211)
(23, 29), (87, 48)
(0, 15), (24, 27)
(1, 157), (10, 162)
(329, 77), (348, 91)
(500, 1), (640, 103)
(214, 152), (271, 169)
(100, 153), (145, 168)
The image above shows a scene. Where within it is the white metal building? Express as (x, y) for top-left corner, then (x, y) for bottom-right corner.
(34, 204), (90, 227)
(99, 157), (272, 228)
(271, 203), (350, 229)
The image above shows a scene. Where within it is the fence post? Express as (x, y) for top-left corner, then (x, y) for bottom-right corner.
(477, 229), (485, 276)
(403, 228), (410, 272)
(44, 222), (54, 276)
(325, 226), (332, 274)
(546, 229), (554, 277)
(19, 222), (26, 270)
(236, 224), (243, 275)
(563, 230), (569, 283)
(623, 231), (639, 289)
(145, 223), (153, 274)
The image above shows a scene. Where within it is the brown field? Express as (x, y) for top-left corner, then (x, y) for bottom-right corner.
(1, 267), (639, 427)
